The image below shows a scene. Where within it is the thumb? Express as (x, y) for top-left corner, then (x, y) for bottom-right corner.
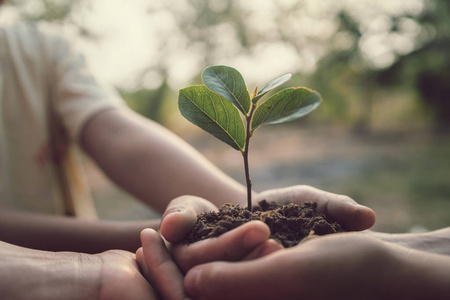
(161, 196), (218, 243)
(322, 195), (376, 231)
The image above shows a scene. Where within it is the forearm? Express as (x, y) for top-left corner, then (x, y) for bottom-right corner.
(0, 209), (159, 253)
(0, 241), (101, 300)
(367, 227), (450, 255)
(81, 108), (249, 213)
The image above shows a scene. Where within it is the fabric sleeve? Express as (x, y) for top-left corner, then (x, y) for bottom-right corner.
(44, 27), (125, 142)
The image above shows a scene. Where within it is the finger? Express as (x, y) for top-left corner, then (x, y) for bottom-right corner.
(161, 196), (218, 243)
(136, 247), (167, 299)
(242, 239), (283, 261)
(313, 188), (376, 231)
(184, 258), (287, 300)
(135, 247), (151, 281)
(258, 185), (376, 231)
(140, 228), (191, 300)
(173, 220), (270, 273)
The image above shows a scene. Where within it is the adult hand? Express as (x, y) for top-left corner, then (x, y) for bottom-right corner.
(95, 250), (159, 300)
(136, 227), (280, 300)
(135, 229), (191, 300)
(184, 232), (450, 300)
(0, 239), (158, 300)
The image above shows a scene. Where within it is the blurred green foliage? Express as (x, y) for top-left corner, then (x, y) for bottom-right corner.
(378, 0), (450, 131)
(309, 0), (450, 133)
(6, 0), (449, 131)
(119, 81), (171, 123)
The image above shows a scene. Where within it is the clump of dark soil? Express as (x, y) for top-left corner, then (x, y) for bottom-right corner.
(185, 200), (343, 248)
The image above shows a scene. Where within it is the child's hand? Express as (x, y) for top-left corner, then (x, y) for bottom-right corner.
(159, 195), (281, 273)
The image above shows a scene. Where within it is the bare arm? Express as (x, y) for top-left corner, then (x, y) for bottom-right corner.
(0, 241), (100, 300)
(0, 208), (159, 253)
(1, 106), (246, 253)
(80, 107), (248, 213)
(0, 241), (158, 300)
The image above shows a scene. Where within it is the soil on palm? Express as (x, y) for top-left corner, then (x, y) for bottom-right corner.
(184, 200), (343, 248)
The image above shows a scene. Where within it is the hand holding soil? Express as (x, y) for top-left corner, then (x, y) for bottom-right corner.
(159, 186), (375, 271)
(137, 186), (376, 299)
(183, 233), (392, 300)
(138, 194), (450, 300)
(136, 218), (280, 299)
(160, 195), (282, 273)
(183, 231), (450, 300)
(255, 186), (376, 232)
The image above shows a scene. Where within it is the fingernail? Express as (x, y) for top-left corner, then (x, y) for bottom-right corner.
(185, 268), (202, 297)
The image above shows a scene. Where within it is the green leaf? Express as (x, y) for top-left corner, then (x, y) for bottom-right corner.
(179, 85), (246, 151)
(202, 65), (251, 115)
(251, 88), (322, 132)
(252, 73), (292, 103)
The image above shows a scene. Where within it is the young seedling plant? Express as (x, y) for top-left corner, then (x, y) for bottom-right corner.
(178, 65), (322, 211)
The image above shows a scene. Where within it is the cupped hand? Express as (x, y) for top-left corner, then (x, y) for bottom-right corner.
(159, 195), (282, 273)
(135, 227), (281, 300)
(158, 185), (376, 271)
(184, 232), (391, 300)
(135, 195), (282, 299)
(136, 188), (376, 299)
(161, 186), (376, 247)
(255, 185), (376, 231)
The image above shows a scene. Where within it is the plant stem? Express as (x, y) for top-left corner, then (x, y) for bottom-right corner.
(243, 145), (252, 210)
(243, 103), (257, 210)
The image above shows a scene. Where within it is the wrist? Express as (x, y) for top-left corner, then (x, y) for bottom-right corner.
(40, 252), (102, 300)
(1, 242), (102, 300)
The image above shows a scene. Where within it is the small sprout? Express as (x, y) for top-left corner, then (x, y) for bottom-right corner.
(178, 65), (322, 210)
(251, 86), (258, 99)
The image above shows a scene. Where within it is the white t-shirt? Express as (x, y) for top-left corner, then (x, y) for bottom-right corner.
(0, 23), (122, 218)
